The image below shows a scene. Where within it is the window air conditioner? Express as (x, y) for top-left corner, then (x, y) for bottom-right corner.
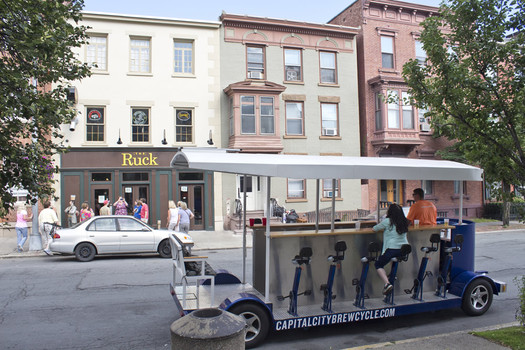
(286, 70), (298, 81)
(323, 190), (333, 198)
(420, 123), (431, 132)
(248, 71), (263, 79)
(323, 128), (337, 136)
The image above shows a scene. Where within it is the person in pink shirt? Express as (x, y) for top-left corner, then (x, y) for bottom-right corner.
(15, 204), (32, 252)
(140, 197), (149, 223)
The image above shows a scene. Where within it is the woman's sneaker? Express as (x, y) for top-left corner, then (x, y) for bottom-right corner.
(383, 283), (393, 295)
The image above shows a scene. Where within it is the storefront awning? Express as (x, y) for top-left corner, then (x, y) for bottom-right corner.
(170, 148), (483, 181)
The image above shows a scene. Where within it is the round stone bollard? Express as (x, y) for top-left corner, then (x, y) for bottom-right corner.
(170, 308), (246, 350)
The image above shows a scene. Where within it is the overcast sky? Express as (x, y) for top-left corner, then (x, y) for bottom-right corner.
(82, 0), (443, 24)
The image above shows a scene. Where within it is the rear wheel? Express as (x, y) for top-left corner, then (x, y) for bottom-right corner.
(75, 242), (96, 262)
(462, 279), (493, 316)
(229, 303), (270, 349)
(158, 239), (171, 258)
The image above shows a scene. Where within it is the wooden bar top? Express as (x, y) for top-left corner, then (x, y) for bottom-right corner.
(267, 224), (454, 238)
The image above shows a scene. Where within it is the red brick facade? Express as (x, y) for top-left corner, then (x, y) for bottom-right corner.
(330, 0), (483, 218)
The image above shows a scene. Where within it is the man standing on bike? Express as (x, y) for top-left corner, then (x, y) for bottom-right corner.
(38, 200), (59, 256)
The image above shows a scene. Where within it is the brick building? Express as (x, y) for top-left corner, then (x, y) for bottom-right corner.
(329, 0), (483, 218)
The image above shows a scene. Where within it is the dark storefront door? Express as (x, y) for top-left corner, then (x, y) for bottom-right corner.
(93, 188), (110, 216)
(179, 184), (204, 230)
(122, 185), (149, 217)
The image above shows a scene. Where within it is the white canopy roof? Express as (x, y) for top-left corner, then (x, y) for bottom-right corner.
(170, 148), (483, 181)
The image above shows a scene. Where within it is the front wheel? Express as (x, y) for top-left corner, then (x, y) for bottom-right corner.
(462, 279), (493, 316)
(229, 303), (270, 349)
(158, 239), (171, 258)
(75, 242), (96, 262)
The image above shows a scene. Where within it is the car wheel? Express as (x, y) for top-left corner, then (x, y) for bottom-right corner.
(75, 242), (96, 262)
(229, 303), (270, 349)
(158, 239), (171, 258)
(462, 278), (493, 316)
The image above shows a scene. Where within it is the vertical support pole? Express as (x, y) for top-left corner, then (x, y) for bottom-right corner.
(377, 180), (381, 222)
(331, 179), (336, 231)
(265, 176), (271, 303)
(315, 179), (320, 232)
(242, 175), (247, 284)
(459, 180), (464, 225)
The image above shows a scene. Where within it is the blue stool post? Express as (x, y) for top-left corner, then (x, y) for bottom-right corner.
(436, 234), (463, 298)
(384, 244), (412, 305)
(277, 247), (313, 317)
(406, 233), (440, 301)
(353, 242), (381, 309)
(321, 241), (347, 313)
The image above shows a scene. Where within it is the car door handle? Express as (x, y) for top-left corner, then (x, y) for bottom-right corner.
(89, 235), (95, 237)
(122, 235), (128, 237)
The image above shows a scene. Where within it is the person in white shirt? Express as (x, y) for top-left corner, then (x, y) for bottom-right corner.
(38, 200), (59, 256)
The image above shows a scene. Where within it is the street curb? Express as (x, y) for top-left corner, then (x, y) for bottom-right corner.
(342, 322), (520, 350)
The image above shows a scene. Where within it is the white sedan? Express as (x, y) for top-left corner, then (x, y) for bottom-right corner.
(49, 215), (194, 262)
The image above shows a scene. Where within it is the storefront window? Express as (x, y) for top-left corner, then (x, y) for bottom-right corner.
(179, 172), (204, 181)
(123, 173), (149, 182)
(91, 173), (112, 182)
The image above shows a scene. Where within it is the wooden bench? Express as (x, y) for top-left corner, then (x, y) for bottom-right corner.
(169, 234), (215, 308)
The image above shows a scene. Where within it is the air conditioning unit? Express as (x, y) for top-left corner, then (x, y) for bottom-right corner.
(323, 190), (333, 198)
(420, 123), (431, 132)
(286, 70), (298, 81)
(322, 128), (337, 136)
(248, 71), (263, 79)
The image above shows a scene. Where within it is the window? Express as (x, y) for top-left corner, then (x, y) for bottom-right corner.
(421, 180), (433, 195)
(288, 179), (306, 199)
(387, 90), (414, 129)
(381, 36), (394, 69)
(241, 96), (256, 134)
(88, 218), (117, 231)
(174, 41), (193, 74)
(321, 103), (338, 136)
(91, 173), (111, 182)
(454, 181), (467, 194)
(179, 172), (204, 181)
(387, 90), (399, 128)
(260, 97), (274, 134)
(131, 108), (150, 143)
(402, 92), (414, 129)
(415, 40), (426, 65)
(175, 109), (193, 143)
(130, 37), (151, 73)
(123, 173), (149, 181)
(247, 45), (264, 79)
(375, 93), (383, 130)
(284, 48), (302, 81)
(229, 98), (234, 136)
(320, 51), (337, 84)
(323, 179), (340, 198)
(86, 35), (107, 71)
(285, 102), (304, 136)
(118, 217), (146, 231)
(86, 107), (105, 142)
(419, 107), (431, 132)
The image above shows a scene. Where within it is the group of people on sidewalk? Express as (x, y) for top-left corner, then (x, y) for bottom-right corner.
(167, 200), (194, 234)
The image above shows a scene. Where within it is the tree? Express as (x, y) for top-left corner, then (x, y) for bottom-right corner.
(0, 0), (90, 216)
(403, 0), (525, 224)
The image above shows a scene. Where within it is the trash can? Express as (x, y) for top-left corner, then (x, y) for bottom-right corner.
(170, 308), (246, 349)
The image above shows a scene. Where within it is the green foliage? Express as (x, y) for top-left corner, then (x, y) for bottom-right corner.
(517, 275), (525, 327)
(0, 0), (91, 216)
(402, 0), (525, 200)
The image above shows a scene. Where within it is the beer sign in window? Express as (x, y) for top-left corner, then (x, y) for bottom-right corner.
(86, 107), (105, 142)
(176, 109), (193, 143)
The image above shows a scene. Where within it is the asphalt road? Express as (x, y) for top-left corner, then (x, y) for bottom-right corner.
(0, 230), (522, 350)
